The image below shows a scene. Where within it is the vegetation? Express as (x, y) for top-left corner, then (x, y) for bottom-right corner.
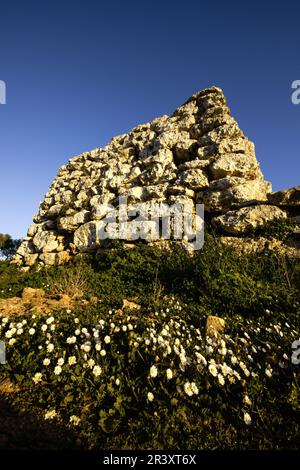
(0, 227), (299, 450)
(0, 233), (21, 261)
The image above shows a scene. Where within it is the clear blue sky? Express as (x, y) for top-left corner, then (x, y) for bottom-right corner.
(1, 0), (300, 239)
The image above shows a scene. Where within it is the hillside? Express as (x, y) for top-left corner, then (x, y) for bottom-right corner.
(0, 87), (299, 450)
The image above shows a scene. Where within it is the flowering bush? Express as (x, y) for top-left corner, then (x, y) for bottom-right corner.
(1, 299), (299, 449)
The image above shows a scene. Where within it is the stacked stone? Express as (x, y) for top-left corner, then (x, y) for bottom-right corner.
(13, 87), (298, 268)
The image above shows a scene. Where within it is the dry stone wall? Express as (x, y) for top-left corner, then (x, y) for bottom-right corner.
(13, 87), (300, 268)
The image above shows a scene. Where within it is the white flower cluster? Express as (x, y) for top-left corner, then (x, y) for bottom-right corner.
(0, 301), (299, 429)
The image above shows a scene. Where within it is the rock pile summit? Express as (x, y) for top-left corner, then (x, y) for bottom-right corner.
(13, 87), (300, 268)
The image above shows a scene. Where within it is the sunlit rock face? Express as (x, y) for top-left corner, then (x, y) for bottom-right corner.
(13, 86), (299, 268)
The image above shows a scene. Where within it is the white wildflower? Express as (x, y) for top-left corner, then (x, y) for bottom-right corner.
(45, 410), (57, 420)
(32, 372), (42, 384)
(244, 395), (252, 406)
(208, 364), (218, 377)
(243, 412), (252, 425)
(218, 373), (225, 386)
(69, 415), (80, 426)
(88, 358), (95, 368)
(54, 365), (62, 375)
(150, 365), (158, 378)
(66, 336), (76, 344)
(92, 365), (102, 377)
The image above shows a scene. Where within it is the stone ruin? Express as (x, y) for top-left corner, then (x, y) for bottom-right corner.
(13, 86), (300, 268)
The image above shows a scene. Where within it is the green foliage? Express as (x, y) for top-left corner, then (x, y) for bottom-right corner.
(249, 217), (299, 241)
(0, 233), (21, 260)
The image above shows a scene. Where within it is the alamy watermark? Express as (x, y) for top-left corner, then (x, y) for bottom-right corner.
(0, 340), (6, 364)
(291, 80), (300, 104)
(291, 340), (300, 365)
(0, 80), (6, 104)
(94, 197), (205, 251)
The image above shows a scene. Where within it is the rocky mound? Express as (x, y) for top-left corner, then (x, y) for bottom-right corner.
(13, 87), (300, 268)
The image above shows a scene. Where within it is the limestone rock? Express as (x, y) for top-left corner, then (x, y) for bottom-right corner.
(197, 179), (271, 212)
(267, 186), (300, 206)
(212, 205), (287, 235)
(33, 230), (59, 253)
(13, 85), (292, 267)
(205, 315), (225, 340)
(58, 210), (90, 232)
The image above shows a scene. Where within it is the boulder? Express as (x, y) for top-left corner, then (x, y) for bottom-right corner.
(212, 205), (287, 235)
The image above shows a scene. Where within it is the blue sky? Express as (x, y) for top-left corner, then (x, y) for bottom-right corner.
(0, 0), (300, 238)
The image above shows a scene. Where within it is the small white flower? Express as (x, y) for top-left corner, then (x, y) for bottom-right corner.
(33, 372), (42, 384)
(54, 365), (62, 375)
(67, 336), (76, 344)
(147, 392), (154, 402)
(104, 335), (111, 344)
(208, 364), (218, 377)
(41, 324), (47, 332)
(75, 329), (80, 336)
(17, 328), (23, 335)
(92, 365), (102, 377)
(66, 309), (72, 314)
(43, 358), (51, 366)
(46, 316), (55, 325)
(150, 365), (158, 378)
(184, 382), (193, 397)
(88, 358), (95, 368)
(244, 395), (252, 406)
(265, 367), (273, 378)
(81, 343), (91, 353)
(218, 373), (225, 386)
(74, 318), (79, 324)
(8, 338), (16, 346)
(69, 415), (80, 426)
(57, 358), (64, 366)
(95, 343), (101, 351)
(128, 324), (133, 331)
(122, 325), (127, 332)
(45, 410), (57, 420)
(100, 349), (106, 357)
(244, 412), (252, 425)
(166, 368), (173, 380)
(68, 356), (77, 366)
(47, 343), (54, 353)
(115, 378), (120, 386)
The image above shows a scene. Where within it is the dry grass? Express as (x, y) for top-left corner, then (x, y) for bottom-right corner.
(45, 258), (89, 299)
